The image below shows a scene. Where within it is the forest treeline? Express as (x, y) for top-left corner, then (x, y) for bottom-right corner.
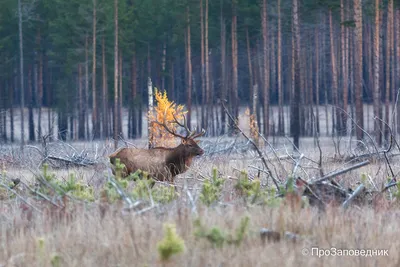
(0, 0), (399, 148)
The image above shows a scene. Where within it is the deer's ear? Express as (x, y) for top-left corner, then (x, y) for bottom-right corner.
(181, 139), (187, 145)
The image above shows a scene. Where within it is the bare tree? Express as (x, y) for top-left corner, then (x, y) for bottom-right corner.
(147, 78), (153, 148)
(118, 52), (123, 136)
(18, 0), (25, 146)
(231, 0), (238, 122)
(246, 26), (253, 113)
(186, 4), (192, 128)
(261, 0), (269, 137)
(161, 42), (166, 91)
(85, 35), (89, 139)
(277, 0), (284, 135)
(291, 0), (301, 149)
(205, 0), (210, 133)
(373, 0), (382, 145)
(36, 29), (43, 139)
(78, 63), (85, 139)
(28, 65), (34, 141)
(92, 0), (100, 139)
(200, 0), (205, 130)
(341, 0), (348, 135)
(384, 0), (393, 143)
(397, 10), (400, 134)
(102, 37), (108, 138)
(329, 9), (342, 135)
(315, 27), (320, 134)
(220, 0), (226, 135)
(113, 0), (119, 149)
(354, 0), (364, 141)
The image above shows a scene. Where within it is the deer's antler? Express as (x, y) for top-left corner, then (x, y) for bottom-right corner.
(171, 113), (192, 137)
(153, 110), (206, 140)
(152, 120), (187, 139)
(190, 128), (206, 139)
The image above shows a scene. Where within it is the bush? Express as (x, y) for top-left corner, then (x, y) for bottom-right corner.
(199, 167), (225, 206)
(157, 224), (185, 261)
(131, 178), (177, 204)
(235, 170), (282, 207)
(194, 216), (250, 248)
(36, 164), (95, 202)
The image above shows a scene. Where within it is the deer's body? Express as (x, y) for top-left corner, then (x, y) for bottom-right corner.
(109, 140), (204, 182)
(109, 114), (205, 183)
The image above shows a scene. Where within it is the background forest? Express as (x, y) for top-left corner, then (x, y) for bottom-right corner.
(0, 0), (399, 149)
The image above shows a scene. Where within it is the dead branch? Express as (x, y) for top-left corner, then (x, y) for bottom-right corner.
(291, 153), (304, 177)
(47, 155), (95, 167)
(29, 167), (67, 200)
(374, 117), (396, 182)
(134, 204), (159, 215)
(221, 100), (280, 191)
(257, 133), (288, 177)
(334, 106), (380, 156)
(0, 180), (42, 214)
(4, 176), (61, 208)
(311, 160), (370, 184)
(382, 181), (397, 193)
(342, 184), (365, 209)
(107, 170), (135, 208)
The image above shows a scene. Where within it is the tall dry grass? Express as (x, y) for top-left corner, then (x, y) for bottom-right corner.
(1, 202), (400, 267)
(1, 135), (400, 266)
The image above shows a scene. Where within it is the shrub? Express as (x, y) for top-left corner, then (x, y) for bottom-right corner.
(199, 167), (225, 206)
(157, 224), (185, 261)
(36, 164), (95, 202)
(235, 170), (282, 207)
(194, 216), (250, 248)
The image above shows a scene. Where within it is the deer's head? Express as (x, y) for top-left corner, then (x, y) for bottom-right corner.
(179, 134), (205, 157)
(153, 113), (206, 158)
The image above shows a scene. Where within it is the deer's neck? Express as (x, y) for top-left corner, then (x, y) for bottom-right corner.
(165, 146), (190, 176)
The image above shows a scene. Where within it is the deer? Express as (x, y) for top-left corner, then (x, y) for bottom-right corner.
(108, 114), (205, 184)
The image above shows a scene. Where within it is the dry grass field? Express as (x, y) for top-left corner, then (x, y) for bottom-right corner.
(1, 102), (400, 266)
(1, 133), (400, 267)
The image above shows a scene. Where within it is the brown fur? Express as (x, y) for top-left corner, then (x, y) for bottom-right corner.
(109, 139), (204, 183)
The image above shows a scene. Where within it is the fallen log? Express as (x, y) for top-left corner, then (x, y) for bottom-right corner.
(311, 160), (370, 184)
